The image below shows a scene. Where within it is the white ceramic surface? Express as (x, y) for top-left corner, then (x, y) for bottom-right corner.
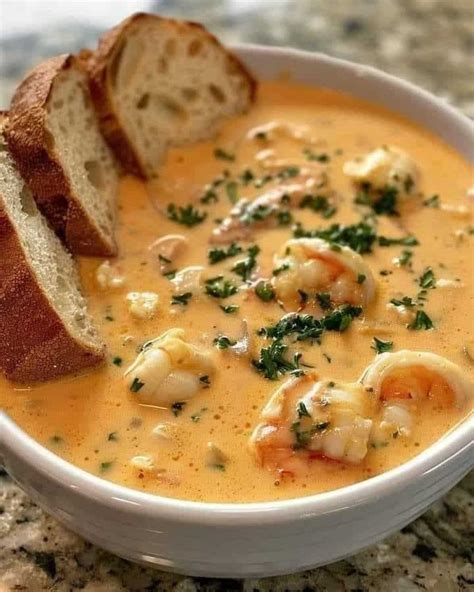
(1, 45), (473, 578)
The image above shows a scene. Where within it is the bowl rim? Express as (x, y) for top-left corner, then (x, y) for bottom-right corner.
(1, 43), (473, 526)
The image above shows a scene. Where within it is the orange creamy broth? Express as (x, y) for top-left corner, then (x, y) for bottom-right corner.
(1, 80), (473, 502)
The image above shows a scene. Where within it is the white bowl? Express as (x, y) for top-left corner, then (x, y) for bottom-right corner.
(1, 45), (473, 578)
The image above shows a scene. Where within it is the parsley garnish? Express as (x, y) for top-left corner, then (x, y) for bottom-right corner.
(408, 310), (434, 330)
(213, 335), (237, 349)
(398, 250), (413, 267)
(390, 296), (416, 307)
(294, 221), (377, 254)
(258, 306), (362, 343)
(204, 276), (238, 298)
(208, 242), (242, 264)
(167, 203), (207, 227)
(239, 168), (255, 185)
(418, 267), (436, 289)
(252, 341), (303, 380)
(255, 281), (275, 302)
(112, 356), (123, 367)
(220, 304), (239, 314)
(100, 461), (113, 472)
(130, 377), (145, 393)
(199, 376), (211, 388)
(225, 181), (239, 204)
(200, 188), (218, 204)
(316, 292), (332, 310)
(299, 194), (336, 218)
(171, 292), (193, 306)
(214, 147), (235, 161)
(107, 432), (118, 441)
(378, 235), (419, 247)
(277, 166), (300, 180)
(272, 263), (290, 276)
(423, 194), (440, 208)
(372, 185), (399, 216)
(171, 401), (186, 416)
(372, 337), (393, 354)
(232, 245), (260, 281)
(297, 401), (311, 418)
(302, 148), (330, 162)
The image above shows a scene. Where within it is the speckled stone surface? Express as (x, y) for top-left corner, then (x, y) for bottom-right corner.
(0, 1), (473, 590)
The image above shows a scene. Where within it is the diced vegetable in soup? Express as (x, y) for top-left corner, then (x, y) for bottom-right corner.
(1, 81), (473, 503)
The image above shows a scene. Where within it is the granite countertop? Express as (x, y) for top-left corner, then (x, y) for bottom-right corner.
(0, 0), (473, 590)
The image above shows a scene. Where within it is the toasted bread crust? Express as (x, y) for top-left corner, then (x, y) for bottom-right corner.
(88, 12), (257, 178)
(0, 201), (105, 383)
(5, 54), (117, 257)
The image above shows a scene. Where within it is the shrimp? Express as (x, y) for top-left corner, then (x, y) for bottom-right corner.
(272, 238), (376, 309)
(250, 374), (375, 474)
(251, 351), (472, 476)
(362, 350), (473, 443)
(124, 328), (215, 406)
(343, 145), (419, 197)
(211, 171), (329, 244)
(361, 350), (473, 408)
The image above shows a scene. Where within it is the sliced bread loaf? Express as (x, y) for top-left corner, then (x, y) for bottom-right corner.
(88, 13), (257, 178)
(5, 54), (119, 257)
(0, 116), (105, 382)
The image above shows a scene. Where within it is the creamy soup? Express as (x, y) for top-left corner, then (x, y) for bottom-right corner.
(1, 80), (473, 502)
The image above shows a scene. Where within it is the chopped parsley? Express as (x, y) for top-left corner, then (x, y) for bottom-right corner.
(294, 221), (377, 254)
(214, 147), (235, 161)
(272, 263), (290, 276)
(200, 188), (218, 204)
(357, 273), (367, 284)
(252, 341), (303, 380)
(277, 210), (294, 225)
(50, 435), (62, 444)
(390, 296), (416, 307)
(199, 375), (211, 388)
(100, 461), (113, 472)
(258, 306), (362, 343)
(171, 401), (186, 416)
(418, 267), (436, 290)
(277, 166), (300, 180)
(408, 310), (434, 330)
(204, 276), (239, 298)
(378, 235), (419, 247)
(213, 335), (237, 349)
(423, 194), (440, 208)
(208, 242), (242, 264)
(398, 250), (413, 267)
(316, 292), (332, 310)
(220, 304), (239, 314)
(302, 148), (330, 162)
(232, 245), (260, 281)
(299, 194), (336, 218)
(297, 401), (311, 418)
(239, 168), (255, 185)
(107, 432), (118, 441)
(255, 281), (275, 302)
(130, 377), (145, 393)
(372, 186), (399, 216)
(112, 356), (123, 367)
(225, 181), (239, 204)
(171, 292), (193, 306)
(167, 203), (207, 227)
(372, 337), (394, 354)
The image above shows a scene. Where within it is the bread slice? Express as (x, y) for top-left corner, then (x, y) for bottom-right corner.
(88, 13), (257, 178)
(5, 54), (119, 257)
(0, 115), (105, 382)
